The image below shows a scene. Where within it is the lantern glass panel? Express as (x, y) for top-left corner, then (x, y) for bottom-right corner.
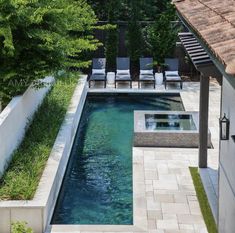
(221, 121), (227, 140)
(220, 114), (229, 140)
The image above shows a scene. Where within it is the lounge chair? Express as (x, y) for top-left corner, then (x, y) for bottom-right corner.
(164, 58), (183, 89)
(139, 58), (155, 89)
(115, 57), (132, 88)
(89, 58), (106, 88)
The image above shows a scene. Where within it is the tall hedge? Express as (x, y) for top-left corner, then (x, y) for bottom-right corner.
(143, 4), (179, 63)
(105, 27), (118, 71)
(104, 0), (119, 71)
(0, 0), (100, 103)
(127, 0), (144, 65)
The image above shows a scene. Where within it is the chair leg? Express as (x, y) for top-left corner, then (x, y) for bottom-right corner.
(130, 81), (132, 89)
(154, 81), (156, 89)
(104, 80), (106, 88)
(181, 82), (183, 89)
(165, 81), (167, 89)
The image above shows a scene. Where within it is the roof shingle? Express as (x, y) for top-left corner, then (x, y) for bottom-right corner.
(173, 0), (235, 76)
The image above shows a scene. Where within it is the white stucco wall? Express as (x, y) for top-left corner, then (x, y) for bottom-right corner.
(0, 77), (54, 177)
(219, 77), (235, 233)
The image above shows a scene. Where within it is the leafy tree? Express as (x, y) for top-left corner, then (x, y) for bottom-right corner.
(87, 0), (171, 21)
(143, 4), (179, 64)
(86, 0), (108, 21)
(140, 0), (171, 20)
(0, 0), (100, 103)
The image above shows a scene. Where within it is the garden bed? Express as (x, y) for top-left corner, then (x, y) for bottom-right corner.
(0, 75), (87, 233)
(0, 74), (79, 200)
(190, 167), (218, 233)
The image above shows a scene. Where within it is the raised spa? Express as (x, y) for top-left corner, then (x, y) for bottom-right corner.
(145, 113), (197, 131)
(134, 111), (211, 148)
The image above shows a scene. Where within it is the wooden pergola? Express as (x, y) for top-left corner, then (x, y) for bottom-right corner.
(178, 32), (222, 168)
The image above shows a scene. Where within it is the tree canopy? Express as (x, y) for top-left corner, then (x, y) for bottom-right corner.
(0, 0), (100, 102)
(144, 4), (179, 63)
(87, 0), (172, 21)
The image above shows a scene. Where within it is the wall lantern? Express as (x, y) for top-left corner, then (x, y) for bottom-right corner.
(220, 114), (230, 140)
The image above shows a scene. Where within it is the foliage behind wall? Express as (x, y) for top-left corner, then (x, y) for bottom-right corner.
(126, 0), (144, 67)
(104, 0), (119, 71)
(87, 0), (172, 21)
(0, 0), (100, 103)
(143, 4), (179, 63)
(89, 0), (178, 71)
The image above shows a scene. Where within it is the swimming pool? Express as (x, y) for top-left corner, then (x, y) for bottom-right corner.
(52, 94), (184, 225)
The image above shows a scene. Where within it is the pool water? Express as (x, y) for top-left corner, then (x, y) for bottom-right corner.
(52, 94), (184, 225)
(145, 114), (197, 131)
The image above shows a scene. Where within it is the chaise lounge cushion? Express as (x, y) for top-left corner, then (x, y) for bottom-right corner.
(165, 71), (179, 76)
(166, 76), (181, 81)
(116, 74), (131, 80)
(117, 69), (130, 75)
(90, 74), (106, 81)
(92, 69), (105, 75)
(139, 74), (155, 80)
(165, 71), (181, 81)
(140, 70), (154, 75)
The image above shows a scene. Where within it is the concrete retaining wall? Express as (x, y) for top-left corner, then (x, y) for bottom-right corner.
(0, 77), (54, 177)
(0, 76), (88, 233)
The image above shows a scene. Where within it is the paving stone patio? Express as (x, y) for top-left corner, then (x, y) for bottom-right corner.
(136, 80), (220, 233)
(50, 80), (220, 233)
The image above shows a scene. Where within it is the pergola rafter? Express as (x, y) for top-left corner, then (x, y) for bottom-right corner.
(179, 32), (222, 168)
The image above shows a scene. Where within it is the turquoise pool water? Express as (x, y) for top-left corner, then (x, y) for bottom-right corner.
(52, 94), (184, 225)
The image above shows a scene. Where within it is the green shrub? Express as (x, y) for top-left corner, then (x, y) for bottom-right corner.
(11, 222), (33, 233)
(190, 167), (218, 233)
(105, 27), (118, 71)
(143, 3), (179, 63)
(127, 20), (144, 65)
(104, 0), (120, 71)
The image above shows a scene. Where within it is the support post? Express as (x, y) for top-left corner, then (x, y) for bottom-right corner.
(199, 74), (209, 168)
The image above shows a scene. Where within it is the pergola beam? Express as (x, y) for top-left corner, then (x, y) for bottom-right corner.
(178, 32), (221, 169)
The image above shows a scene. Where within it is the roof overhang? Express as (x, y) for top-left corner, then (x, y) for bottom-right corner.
(176, 13), (235, 86)
(175, 7), (235, 84)
(178, 32), (222, 84)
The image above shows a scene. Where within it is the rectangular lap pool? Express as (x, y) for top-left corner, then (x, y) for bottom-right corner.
(52, 94), (184, 225)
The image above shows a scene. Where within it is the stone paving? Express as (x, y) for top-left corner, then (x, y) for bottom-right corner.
(50, 80), (221, 233)
(138, 80), (220, 233)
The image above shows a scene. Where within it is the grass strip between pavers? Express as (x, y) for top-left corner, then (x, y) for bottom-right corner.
(189, 167), (218, 233)
(0, 74), (79, 200)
